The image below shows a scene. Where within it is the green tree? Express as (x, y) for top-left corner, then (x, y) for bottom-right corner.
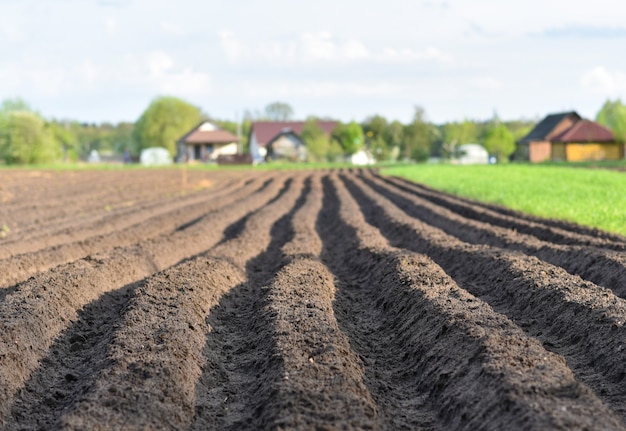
(0, 111), (60, 164)
(111, 122), (135, 155)
(363, 115), (387, 140)
(362, 115), (391, 160)
(327, 139), (344, 162)
(1, 98), (32, 114)
(48, 121), (78, 162)
(338, 121), (364, 155)
(264, 101), (294, 121)
(483, 123), (515, 162)
(440, 120), (478, 158)
(301, 118), (330, 162)
(596, 99), (626, 142)
(382, 120), (404, 161)
(384, 120), (403, 146)
(133, 96), (202, 155)
(403, 106), (435, 161)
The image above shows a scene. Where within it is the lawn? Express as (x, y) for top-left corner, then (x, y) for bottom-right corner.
(381, 164), (626, 236)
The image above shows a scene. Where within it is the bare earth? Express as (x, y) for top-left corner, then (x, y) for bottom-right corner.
(1, 168), (625, 430)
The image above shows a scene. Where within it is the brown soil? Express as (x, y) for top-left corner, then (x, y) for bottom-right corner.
(1, 168), (625, 430)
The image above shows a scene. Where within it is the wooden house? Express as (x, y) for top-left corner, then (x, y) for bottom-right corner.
(550, 120), (624, 161)
(516, 112), (581, 162)
(248, 121), (337, 162)
(517, 112), (623, 162)
(177, 121), (239, 163)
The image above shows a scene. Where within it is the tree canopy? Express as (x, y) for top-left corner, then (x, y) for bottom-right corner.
(1, 98), (32, 114)
(483, 123), (515, 162)
(439, 120), (479, 158)
(301, 118), (330, 162)
(264, 101), (294, 121)
(133, 96), (202, 156)
(336, 121), (364, 155)
(403, 107), (436, 161)
(0, 110), (59, 165)
(596, 99), (626, 142)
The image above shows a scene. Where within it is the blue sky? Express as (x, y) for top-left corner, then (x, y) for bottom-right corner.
(1, 0), (626, 124)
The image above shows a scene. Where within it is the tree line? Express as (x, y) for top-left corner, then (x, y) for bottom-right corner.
(1, 96), (624, 165)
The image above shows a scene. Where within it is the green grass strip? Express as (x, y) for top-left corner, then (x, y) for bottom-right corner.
(381, 164), (626, 236)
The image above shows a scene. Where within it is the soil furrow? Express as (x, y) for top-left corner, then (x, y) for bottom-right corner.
(320, 173), (625, 430)
(343, 172), (626, 422)
(361, 173), (626, 294)
(191, 175), (310, 430)
(6, 281), (142, 430)
(376, 173), (626, 250)
(0, 170), (243, 246)
(0, 176), (267, 288)
(0, 174), (289, 423)
(55, 173), (307, 430)
(0, 174), (260, 259)
(57, 258), (246, 431)
(0, 171), (185, 232)
(228, 174), (381, 429)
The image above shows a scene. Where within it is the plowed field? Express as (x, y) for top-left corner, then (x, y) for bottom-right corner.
(1, 168), (626, 430)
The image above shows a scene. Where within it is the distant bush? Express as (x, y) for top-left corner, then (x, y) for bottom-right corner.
(0, 111), (60, 165)
(133, 96), (202, 156)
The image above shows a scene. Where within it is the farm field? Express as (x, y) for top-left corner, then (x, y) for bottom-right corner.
(1, 168), (626, 430)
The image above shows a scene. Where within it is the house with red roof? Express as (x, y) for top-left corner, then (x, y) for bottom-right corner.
(516, 112), (581, 162)
(248, 121), (337, 162)
(177, 121), (239, 163)
(517, 112), (624, 162)
(551, 119), (623, 161)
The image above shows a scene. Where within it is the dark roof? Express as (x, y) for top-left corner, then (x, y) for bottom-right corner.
(519, 111), (581, 143)
(551, 119), (615, 143)
(251, 121), (338, 147)
(177, 122), (239, 144)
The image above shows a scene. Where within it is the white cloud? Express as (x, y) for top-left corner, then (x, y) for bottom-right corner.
(160, 21), (184, 36)
(0, 50), (211, 104)
(0, 21), (24, 41)
(219, 31), (246, 61)
(119, 51), (212, 98)
(155, 67), (211, 97)
(147, 50), (175, 77)
(79, 59), (101, 86)
(381, 46), (452, 64)
(297, 81), (406, 98)
(471, 76), (503, 90)
(342, 39), (370, 60)
(580, 66), (626, 94)
(0, 60), (67, 96)
(103, 16), (118, 35)
(242, 80), (407, 99)
(300, 32), (336, 61)
(218, 30), (450, 65)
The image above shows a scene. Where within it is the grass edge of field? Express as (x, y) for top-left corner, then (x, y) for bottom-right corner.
(380, 164), (626, 237)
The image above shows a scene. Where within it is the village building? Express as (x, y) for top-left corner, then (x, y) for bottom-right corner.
(517, 112), (624, 162)
(550, 119), (624, 161)
(248, 121), (337, 162)
(516, 112), (581, 162)
(266, 129), (308, 162)
(177, 121), (239, 163)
